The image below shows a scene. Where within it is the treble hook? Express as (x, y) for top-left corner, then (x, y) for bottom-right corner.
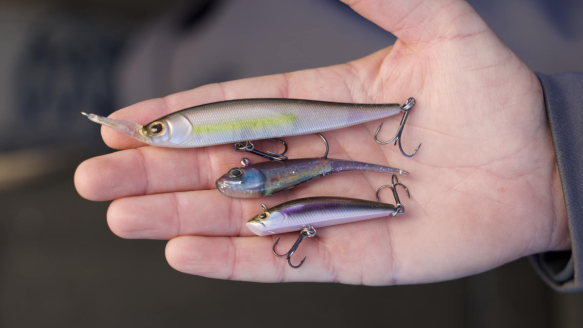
(374, 97), (422, 158)
(272, 226), (317, 269)
(376, 174), (410, 217)
(234, 139), (288, 161)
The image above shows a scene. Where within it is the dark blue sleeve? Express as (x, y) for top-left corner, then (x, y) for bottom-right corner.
(530, 72), (583, 292)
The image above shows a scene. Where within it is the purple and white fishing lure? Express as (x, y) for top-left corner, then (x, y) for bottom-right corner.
(246, 174), (410, 268)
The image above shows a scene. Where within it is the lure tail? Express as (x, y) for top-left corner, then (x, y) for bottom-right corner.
(327, 159), (409, 176)
(81, 112), (148, 143)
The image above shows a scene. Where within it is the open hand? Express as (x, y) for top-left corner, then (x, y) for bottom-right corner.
(75, 0), (569, 284)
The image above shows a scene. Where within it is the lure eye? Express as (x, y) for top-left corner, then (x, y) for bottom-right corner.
(148, 122), (165, 136)
(229, 169), (244, 178)
(259, 212), (269, 220)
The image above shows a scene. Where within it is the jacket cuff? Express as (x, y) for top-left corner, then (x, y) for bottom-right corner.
(530, 72), (583, 292)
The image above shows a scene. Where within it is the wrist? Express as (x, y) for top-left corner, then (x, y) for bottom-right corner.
(549, 161), (571, 251)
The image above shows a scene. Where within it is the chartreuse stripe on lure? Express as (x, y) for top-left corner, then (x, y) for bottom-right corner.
(80, 98), (404, 148)
(216, 158), (408, 198)
(192, 114), (297, 135)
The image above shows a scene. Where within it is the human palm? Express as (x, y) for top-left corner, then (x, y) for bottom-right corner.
(75, 0), (569, 284)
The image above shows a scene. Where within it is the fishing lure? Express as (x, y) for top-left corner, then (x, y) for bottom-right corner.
(216, 134), (409, 198)
(246, 174), (410, 268)
(82, 97), (421, 157)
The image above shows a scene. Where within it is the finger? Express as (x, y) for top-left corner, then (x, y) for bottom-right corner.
(75, 145), (224, 202)
(106, 171), (406, 240)
(341, 0), (488, 46)
(75, 131), (359, 201)
(165, 235), (337, 283)
(163, 187), (550, 284)
(103, 63), (368, 150)
(107, 190), (276, 240)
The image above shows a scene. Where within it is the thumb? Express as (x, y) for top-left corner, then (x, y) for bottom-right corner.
(341, 0), (488, 47)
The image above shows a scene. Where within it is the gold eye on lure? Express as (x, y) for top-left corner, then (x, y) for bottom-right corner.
(229, 169), (244, 178)
(259, 212), (269, 220)
(148, 122), (165, 136)
(259, 203), (270, 220)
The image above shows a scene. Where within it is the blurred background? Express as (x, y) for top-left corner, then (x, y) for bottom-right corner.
(1, 0), (582, 327)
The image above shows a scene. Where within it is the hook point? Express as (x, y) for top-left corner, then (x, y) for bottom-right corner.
(315, 133), (329, 159)
(289, 256), (307, 269)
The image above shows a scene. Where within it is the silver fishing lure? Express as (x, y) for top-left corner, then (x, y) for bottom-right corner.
(247, 174), (410, 268)
(82, 97), (421, 157)
(216, 133), (409, 198)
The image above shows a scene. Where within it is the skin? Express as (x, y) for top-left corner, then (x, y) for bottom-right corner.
(75, 0), (569, 285)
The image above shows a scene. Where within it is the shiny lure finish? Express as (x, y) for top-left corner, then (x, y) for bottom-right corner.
(247, 175), (410, 268)
(216, 158), (409, 198)
(246, 196), (399, 236)
(81, 98), (406, 149)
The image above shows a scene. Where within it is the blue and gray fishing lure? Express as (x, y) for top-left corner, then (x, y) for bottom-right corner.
(216, 134), (408, 198)
(216, 157), (408, 198)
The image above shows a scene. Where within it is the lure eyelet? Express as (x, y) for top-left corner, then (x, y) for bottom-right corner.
(229, 169), (244, 178)
(148, 122), (165, 136)
(259, 212), (269, 220)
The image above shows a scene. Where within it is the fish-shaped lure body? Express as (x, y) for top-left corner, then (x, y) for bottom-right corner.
(248, 174), (409, 268)
(246, 197), (397, 236)
(83, 99), (402, 148)
(215, 158), (409, 198)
